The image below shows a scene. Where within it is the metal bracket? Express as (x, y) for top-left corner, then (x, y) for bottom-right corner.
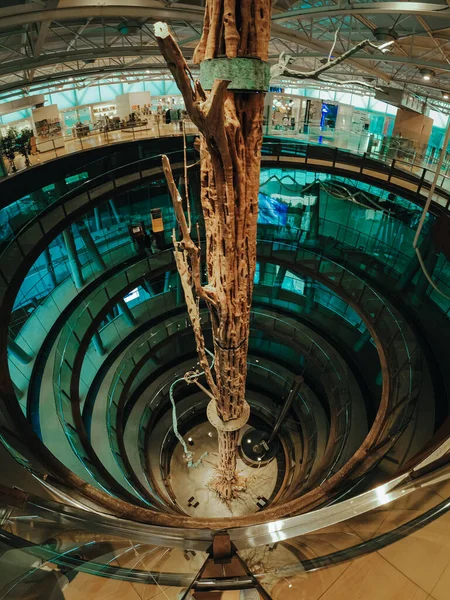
(212, 532), (232, 563)
(199, 57), (270, 92)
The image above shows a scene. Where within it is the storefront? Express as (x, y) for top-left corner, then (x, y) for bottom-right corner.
(0, 116), (33, 139)
(61, 106), (93, 136)
(265, 91), (383, 137)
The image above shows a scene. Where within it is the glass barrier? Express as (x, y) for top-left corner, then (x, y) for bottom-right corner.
(0, 146), (194, 255)
(51, 261), (174, 505)
(0, 529), (208, 600)
(255, 241), (421, 475)
(4, 119), (199, 175)
(261, 139), (450, 209)
(264, 125), (450, 193)
(2, 136), (450, 266)
(39, 240), (419, 512)
(237, 474), (450, 600)
(105, 307), (354, 506)
(0, 460), (448, 598)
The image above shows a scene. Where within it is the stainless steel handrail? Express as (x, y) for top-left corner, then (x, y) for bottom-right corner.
(2, 438), (447, 550)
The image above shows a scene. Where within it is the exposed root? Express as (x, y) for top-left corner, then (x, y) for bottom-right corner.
(207, 469), (248, 507)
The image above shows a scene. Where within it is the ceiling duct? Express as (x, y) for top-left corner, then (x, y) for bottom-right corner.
(118, 21), (142, 36)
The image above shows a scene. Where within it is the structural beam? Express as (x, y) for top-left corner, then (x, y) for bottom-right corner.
(33, 0), (59, 59)
(272, 3), (450, 23)
(0, 46), (195, 78)
(268, 375), (304, 444)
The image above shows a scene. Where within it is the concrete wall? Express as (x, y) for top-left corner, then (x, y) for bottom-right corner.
(393, 107), (433, 150)
(115, 91), (151, 119)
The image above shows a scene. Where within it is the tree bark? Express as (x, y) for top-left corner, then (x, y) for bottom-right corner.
(155, 0), (272, 503)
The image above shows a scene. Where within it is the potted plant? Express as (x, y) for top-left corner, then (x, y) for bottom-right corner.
(16, 127), (33, 167)
(0, 127), (18, 173)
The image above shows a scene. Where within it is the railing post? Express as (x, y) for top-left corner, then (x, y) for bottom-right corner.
(417, 168), (426, 194)
(108, 198), (121, 224)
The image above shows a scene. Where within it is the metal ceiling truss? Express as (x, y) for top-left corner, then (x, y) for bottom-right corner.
(1, 1), (450, 106)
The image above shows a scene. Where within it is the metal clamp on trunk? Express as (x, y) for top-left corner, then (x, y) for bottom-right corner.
(199, 57), (270, 92)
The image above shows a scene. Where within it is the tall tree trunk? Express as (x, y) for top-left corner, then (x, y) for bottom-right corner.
(156, 0), (272, 503)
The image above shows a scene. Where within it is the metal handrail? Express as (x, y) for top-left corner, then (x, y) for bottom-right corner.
(0, 442), (448, 551)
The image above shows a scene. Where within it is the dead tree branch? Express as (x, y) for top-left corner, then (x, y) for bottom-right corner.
(162, 155), (219, 399)
(271, 39), (388, 91)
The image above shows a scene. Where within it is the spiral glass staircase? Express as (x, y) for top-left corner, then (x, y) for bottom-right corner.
(0, 134), (449, 600)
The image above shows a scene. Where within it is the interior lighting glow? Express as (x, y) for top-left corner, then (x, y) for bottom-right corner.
(420, 69), (434, 81)
(124, 288), (139, 303)
(378, 40), (394, 53)
(375, 484), (392, 506)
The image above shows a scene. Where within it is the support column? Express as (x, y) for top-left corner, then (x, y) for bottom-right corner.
(92, 331), (106, 356)
(258, 261), (266, 285)
(273, 266), (286, 299)
(303, 278), (315, 315)
(376, 370), (383, 386)
(163, 271), (171, 293)
(30, 189), (47, 211)
(8, 339), (33, 364)
(54, 179), (67, 198)
(274, 266), (286, 286)
(395, 235), (431, 292)
(12, 380), (23, 400)
(118, 300), (136, 327)
(94, 207), (102, 231)
(259, 262), (277, 286)
(63, 226), (84, 289)
(142, 279), (155, 297)
(109, 199), (121, 225)
(353, 327), (372, 352)
(77, 222), (104, 272)
(43, 247), (57, 287)
(415, 245), (439, 302)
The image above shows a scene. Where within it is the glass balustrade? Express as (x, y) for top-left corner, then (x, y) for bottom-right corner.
(0, 459), (448, 598)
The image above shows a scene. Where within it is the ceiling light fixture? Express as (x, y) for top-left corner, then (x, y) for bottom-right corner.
(442, 91), (449, 100)
(373, 28), (398, 53)
(419, 68), (434, 81)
